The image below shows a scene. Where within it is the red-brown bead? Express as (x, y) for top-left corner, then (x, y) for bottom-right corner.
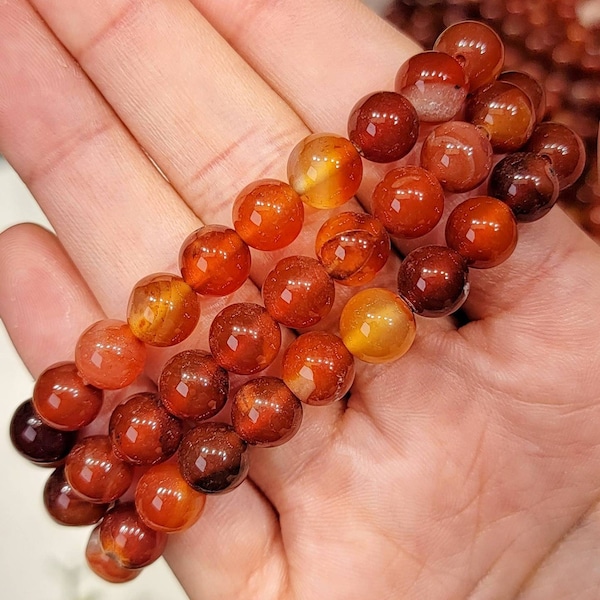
(10, 400), (76, 467)
(433, 21), (504, 91)
(209, 302), (281, 375)
(420, 121), (493, 193)
(75, 319), (146, 390)
(315, 212), (390, 286)
(65, 435), (134, 503)
(127, 273), (200, 347)
(179, 225), (252, 295)
(465, 81), (535, 152)
(135, 462), (206, 533)
(282, 332), (355, 406)
(395, 51), (468, 122)
(347, 91), (419, 162)
(262, 255), (335, 328)
(33, 362), (102, 431)
(372, 166), (445, 238)
(99, 503), (168, 569)
(488, 152), (559, 222)
(231, 377), (303, 447)
(524, 122), (586, 190)
(445, 196), (518, 269)
(109, 392), (182, 466)
(499, 71), (546, 123)
(179, 423), (249, 494)
(397, 245), (469, 317)
(86, 526), (141, 583)
(44, 467), (109, 526)
(159, 350), (228, 421)
(232, 179), (304, 251)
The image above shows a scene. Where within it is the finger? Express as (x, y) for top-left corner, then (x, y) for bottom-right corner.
(0, 0), (199, 316)
(189, 0), (600, 326)
(0, 223), (287, 598)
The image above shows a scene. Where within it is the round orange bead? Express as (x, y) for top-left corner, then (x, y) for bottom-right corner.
(231, 377), (303, 447)
(109, 392), (183, 466)
(75, 319), (146, 390)
(232, 179), (304, 251)
(287, 133), (363, 209)
(445, 196), (518, 268)
(339, 288), (416, 363)
(433, 21), (504, 91)
(135, 462), (206, 533)
(466, 81), (535, 152)
(179, 225), (251, 295)
(159, 350), (228, 421)
(315, 212), (390, 286)
(99, 502), (168, 569)
(33, 362), (103, 431)
(86, 526), (141, 583)
(282, 331), (355, 405)
(127, 273), (200, 347)
(262, 255), (335, 328)
(209, 303), (281, 375)
(372, 166), (445, 239)
(65, 435), (134, 503)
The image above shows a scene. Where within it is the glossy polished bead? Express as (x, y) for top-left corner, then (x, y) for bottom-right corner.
(395, 51), (468, 122)
(287, 133), (363, 209)
(159, 350), (228, 421)
(315, 212), (390, 286)
(372, 166), (444, 238)
(433, 21), (504, 91)
(262, 255), (335, 328)
(420, 121), (493, 193)
(231, 377), (303, 447)
(44, 467), (108, 526)
(179, 225), (251, 295)
(99, 503), (168, 569)
(339, 288), (416, 363)
(33, 362), (102, 431)
(209, 302), (281, 375)
(135, 463), (206, 533)
(86, 526), (141, 583)
(282, 331), (355, 406)
(109, 393), (182, 466)
(232, 179), (304, 251)
(499, 71), (546, 123)
(525, 122), (586, 190)
(489, 152), (559, 222)
(10, 400), (76, 466)
(445, 196), (518, 269)
(347, 91), (419, 162)
(75, 319), (146, 390)
(127, 273), (200, 347)
(179, 423), (249, 494)
(466, 81), (535, 152)
(65, 435), (134, 503)
(397, 246), (469, 317)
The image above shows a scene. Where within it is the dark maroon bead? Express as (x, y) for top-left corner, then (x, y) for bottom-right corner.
(43, 468), (109, 526)
(348, 91), (419, 163)
(9, 400), (76, 466)
(178, 422), (249, 494)
(398, 246), (469, 317)
(489, 152), (559, 222)
(524, 122), (586, 190)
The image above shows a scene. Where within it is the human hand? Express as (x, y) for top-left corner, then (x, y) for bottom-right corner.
(1, 1), (599, 599)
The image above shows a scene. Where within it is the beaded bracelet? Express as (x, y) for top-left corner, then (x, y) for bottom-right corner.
(9, 20), (586, 583)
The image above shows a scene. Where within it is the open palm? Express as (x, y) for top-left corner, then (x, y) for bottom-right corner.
(1, 1), (600, 598)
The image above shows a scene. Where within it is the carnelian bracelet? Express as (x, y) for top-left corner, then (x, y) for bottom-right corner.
(9, 20), (586, 583)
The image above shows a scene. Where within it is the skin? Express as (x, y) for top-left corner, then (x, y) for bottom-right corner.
(1, 1), (600, 598)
